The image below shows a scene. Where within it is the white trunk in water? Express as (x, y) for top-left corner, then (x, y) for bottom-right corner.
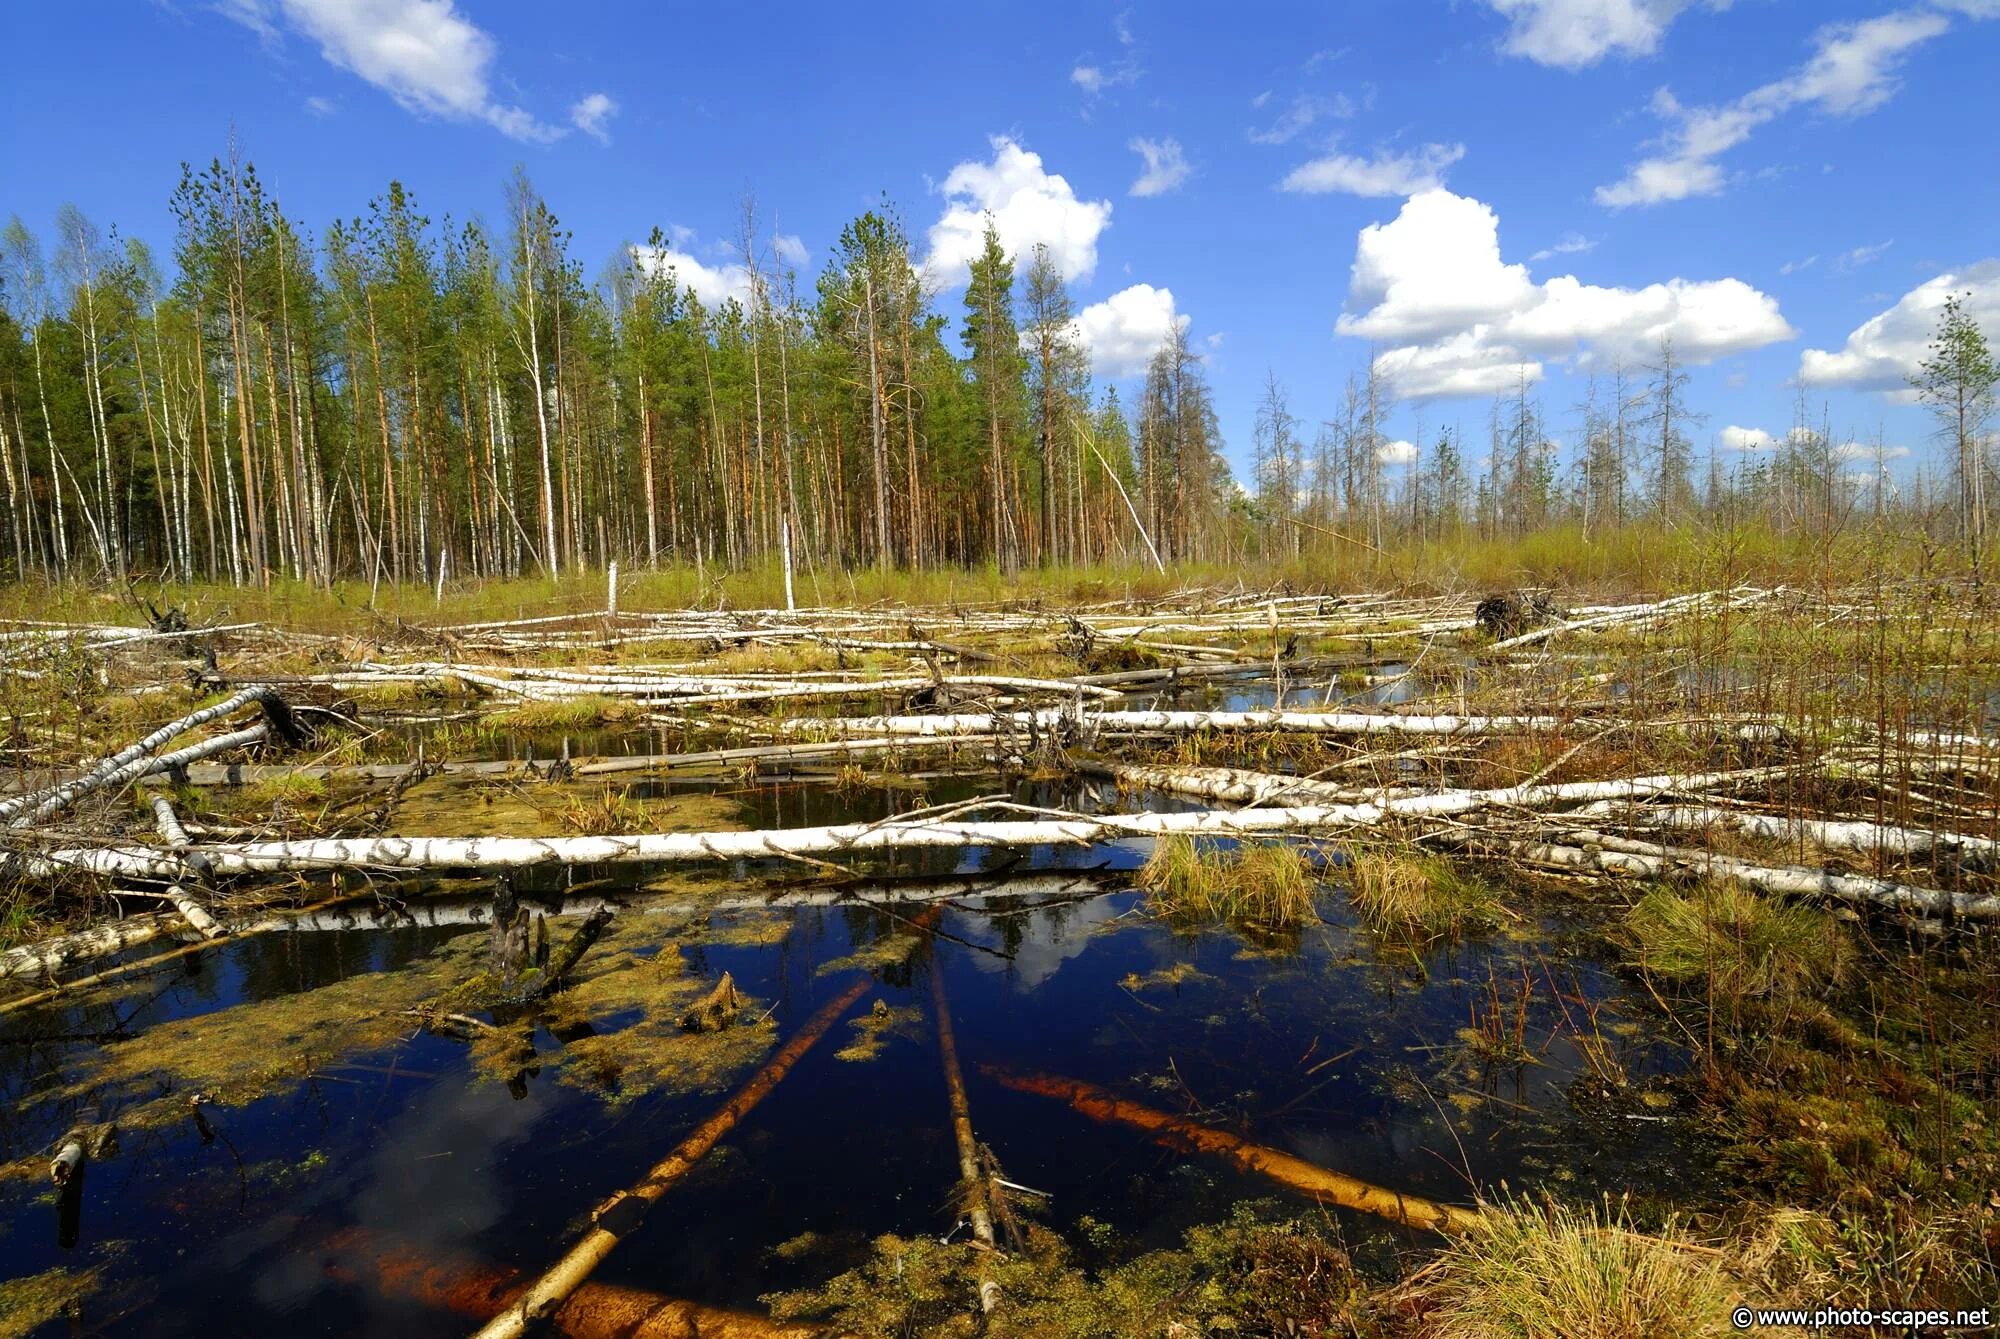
(1574, 801), (2000, 860)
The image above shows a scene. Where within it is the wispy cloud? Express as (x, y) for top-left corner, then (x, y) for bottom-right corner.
(1530, 232), (1598, 262)
(1281, 142), (1465, 197)
(1596, 9), (1958, 206)
(220, 0), (598, 143)
(1247, 92), (1353, 145)
(569, 92), (617, 143)
(1128, 137), (1192, 197)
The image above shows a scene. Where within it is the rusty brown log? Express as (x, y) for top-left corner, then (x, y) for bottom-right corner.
(982, 1064), (1485, 1235)
(323, 1226), (814, 1339)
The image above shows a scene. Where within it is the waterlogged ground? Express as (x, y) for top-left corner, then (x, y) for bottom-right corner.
(0, 755), (1708, 1337)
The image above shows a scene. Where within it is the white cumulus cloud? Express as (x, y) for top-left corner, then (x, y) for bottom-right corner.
(926, 137), (1113, 288)
(1068, 284), (1188, 378)
(1376, 439), (1420, 466)
(1799, 259), (2000, 391)
(1129, 137), (1192, 197)
(631, 243), (754, 311)
(569, 92), (616, 143)
(1281, 143), (1466, 197)
(1596, 10), (1954, 207)
(220, 0), (575, 142)
(1720, 425), (1776, 451)
(1338, 189), (1794, 399)
(1484, 0), (1699, 69)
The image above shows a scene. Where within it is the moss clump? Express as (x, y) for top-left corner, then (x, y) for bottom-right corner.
(1139, 836), (1317, 932)
(834, 999), (924, 1062)
(34, 929), (491, 1133)
(243, 771), (329, 810)
(1625, 882), (1852, 1001)
(765, 1205), (1367, 1338)
(535, 921), (776, 1104)
(1346, 849), (1498, 944)
(1416, 1198), (1736, 1339)
(1118, 962), (1212, 993)
(0, 1267), (97, 1339)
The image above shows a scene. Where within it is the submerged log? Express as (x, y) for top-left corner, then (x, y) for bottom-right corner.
(983, 1065), (1485, 1235)
(930, 965), (1001, 1313)
(323, 1226), (816, 1339)
(469, 974), (876, 1339)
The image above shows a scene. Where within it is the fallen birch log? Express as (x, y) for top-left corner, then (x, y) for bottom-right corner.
(983, 1065), (1484, 1235)
(1492, 830), (2000, 921)
(0, 912), (177, 982)
(1574, 802), (2000, 861)
(20, 773), (1808, 882)
(470, 974), (876, 1339)
(780, 708), (1578, 739)
(0, 892), (367, 1017)
(0, 685), (290, 826)
(6, 724), (270, 828)
(147, 793), (222, 938)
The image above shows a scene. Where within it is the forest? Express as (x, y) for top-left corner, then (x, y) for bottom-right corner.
(3, 150), (1993, 596)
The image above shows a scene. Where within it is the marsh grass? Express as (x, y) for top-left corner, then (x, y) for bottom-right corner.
(1138, 835), (1317, 931)
(1415, 1197), (1736, 1339)
(1346, 848), (1498, 945)
(480, 695), (639, 734)
(1624, 882), (1853, 1002)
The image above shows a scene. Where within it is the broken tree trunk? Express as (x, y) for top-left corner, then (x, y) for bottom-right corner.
(147, 792), (222, 938)
(0, 685), (293, 827)
(983, 1065), (1485, 1235)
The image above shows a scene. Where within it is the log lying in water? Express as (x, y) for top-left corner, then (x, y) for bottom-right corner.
(984, 1064), (1485, 1235)
(470, 973), (877, 1339)
(322, 1226), (816, 1339)
(930, 965), (1001, 1313)
(0, 912), (176, 982)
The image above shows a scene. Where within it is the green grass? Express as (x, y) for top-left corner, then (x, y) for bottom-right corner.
(479, 695), (640, 734)
(1138, 836), (1317, 931)
(1624, 882), (1853, 1002)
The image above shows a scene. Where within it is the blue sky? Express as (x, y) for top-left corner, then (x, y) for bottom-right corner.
(5, 0), (1997, 485)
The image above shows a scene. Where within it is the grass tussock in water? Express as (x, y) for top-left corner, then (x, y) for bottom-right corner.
(480, 694), (638, 734)
(1624, 882), (1852, 1001)
(1346, 849), (1498, 945)
(1139, 836), (1317, 932)
(1414, 1198), (1736, 1339)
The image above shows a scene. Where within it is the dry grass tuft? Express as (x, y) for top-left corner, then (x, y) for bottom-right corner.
(1347, 848), (1498, 944)
(1416, 1197), (1736, 1339)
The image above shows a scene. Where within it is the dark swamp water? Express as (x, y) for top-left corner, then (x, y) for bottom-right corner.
(0, 764), (1708, 1336)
